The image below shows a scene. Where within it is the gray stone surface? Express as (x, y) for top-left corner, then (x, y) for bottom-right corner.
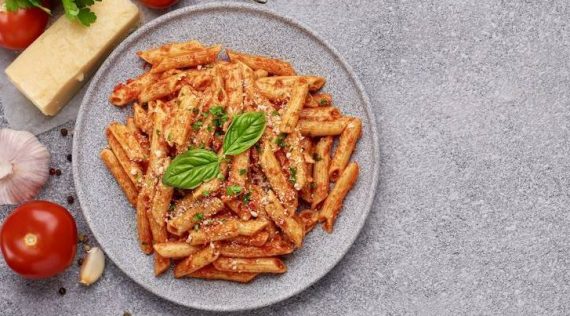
(0, 0), (569, 315)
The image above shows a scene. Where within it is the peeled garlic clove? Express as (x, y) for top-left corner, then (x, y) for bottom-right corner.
(0, 128), (50, 205)
(80, 247), (106, 286)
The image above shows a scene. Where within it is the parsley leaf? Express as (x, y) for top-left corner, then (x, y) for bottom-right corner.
(62, 0), (101, 26)
(226, 185), (242, 196)
(239, 168), (247, 176)
(289, 167), (297, 184)
(192, 213), (204, 222)
(242, 192), (252, 204)
(209, 106), (228, 128)
(275, 133), (287, 148)
(192, 121), (203, 131)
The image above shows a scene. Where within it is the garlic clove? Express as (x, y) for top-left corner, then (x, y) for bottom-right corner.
(0, 128), (50, 205)
(79, 247), (106, 286)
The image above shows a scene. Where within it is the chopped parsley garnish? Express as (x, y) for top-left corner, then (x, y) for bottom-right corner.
(275, 133), (287, 148)
(239, 168), (247, 176)
(156, 129), (161, 136)
(167, 132), (173, 142)
(289, 167), (297, 184)
(207, 125), (214, 132)
(272, 110), (280, 116)
(309, 182), (317, 190)
(192, 121), (203, 131)
(242, 192), (252, 204)
(192, 108), (200, 114)
(192, 213), (204, 222)
(226, 185), (242, 196)
(319, 99), (328, 106)
(202, 190), (210, 197)
(168, 203), (175, 212)
(209, 105), (228, 127)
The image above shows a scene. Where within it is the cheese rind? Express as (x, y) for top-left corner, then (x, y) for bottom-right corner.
(5, 0), (140, 116)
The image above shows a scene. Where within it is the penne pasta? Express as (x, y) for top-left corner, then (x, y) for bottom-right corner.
(229, 231), (270, 247)
(107, 122), (146, 161)
(174, 245), (220, 278)
(106, 132), (143, 188)
(299, 137), (315, 203)
(329, 118), (362, 181)
(285, 131), (307, 191)
(137, 40), (204, 65)
(263, 190), (305, 247)
(224, 63), (244, 119)
(228, 150), (249, 187)
(254, 69), (269, 79)
(259, 138), (298, 211)
(319, 162), (359, 233)
(298, 209), (320, 233)
(300, 107), (341, 121)
(110, 71), (161, 106)
(152, 45), (222, 74)
(312, 136), (333, 208)
(311, 92), (333, 107)
(224, 198), (252, 221)
(168, 86), (201, 152)
(100, 149), (138, 206)
(154, 242), (201, 259)
(188, 265), (258, 283)
(134, 174), (155, 255)
(280, 83), (308, 133)
(219, 235), (295, 258)
(167, 197), (225, 236)
(213, 257), (286, 274)
(186, 219), (268, 246)
(133, 103), (153, 135)
(138, 71), (188, 104)
(227, 49), (296, 76)
(298, 117), (349, 137)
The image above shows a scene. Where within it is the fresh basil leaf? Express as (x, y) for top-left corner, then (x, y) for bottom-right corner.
(223, 112), (266, 156)
(162, 149), (220, 189)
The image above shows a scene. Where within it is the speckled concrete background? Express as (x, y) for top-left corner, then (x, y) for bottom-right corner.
(1, 0), (569, 315)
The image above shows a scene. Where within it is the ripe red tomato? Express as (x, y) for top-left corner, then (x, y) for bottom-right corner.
(0, 6), (49, 50)
(139, 0), (179, 9)
(0, 201), (77, 279)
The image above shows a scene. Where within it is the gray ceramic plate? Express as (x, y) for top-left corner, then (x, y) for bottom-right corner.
(73, 2), (379, 311)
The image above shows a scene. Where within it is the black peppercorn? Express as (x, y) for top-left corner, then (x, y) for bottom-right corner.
(58, 287), (66, 296)
(67, 196), (74, 204)
(60, 128), (68, 137)
(67, 154), (72, 162)
(55, 169), (62, 176)
(49, 168), (56, 175)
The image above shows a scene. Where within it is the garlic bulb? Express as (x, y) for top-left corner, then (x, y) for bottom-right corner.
(80, 247), (106, 286)
(0, 128), (50, 205)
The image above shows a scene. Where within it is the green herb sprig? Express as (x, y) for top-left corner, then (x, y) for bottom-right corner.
(163, 112), (266, 189)
(5, 0), (101, 26)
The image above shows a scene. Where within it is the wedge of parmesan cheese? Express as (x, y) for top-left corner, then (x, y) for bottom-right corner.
(5, 0), (140, 116)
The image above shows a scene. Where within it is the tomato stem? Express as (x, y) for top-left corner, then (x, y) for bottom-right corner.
(24, 233), (38, 247)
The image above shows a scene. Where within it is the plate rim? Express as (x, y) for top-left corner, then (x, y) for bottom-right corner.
(73, 1), (380, 311)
